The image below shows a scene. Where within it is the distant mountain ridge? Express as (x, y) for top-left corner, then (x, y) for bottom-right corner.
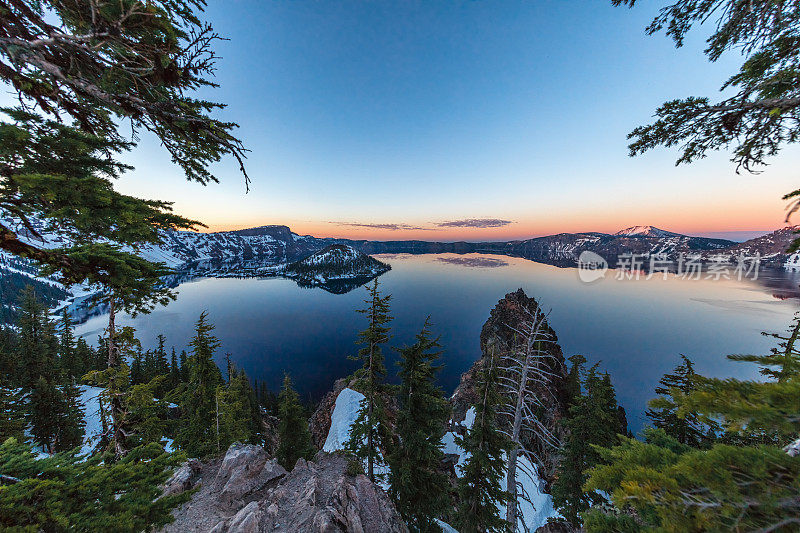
(1, 222), (796, 324)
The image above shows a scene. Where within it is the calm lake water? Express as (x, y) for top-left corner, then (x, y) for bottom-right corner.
(74, 253), (800, 431)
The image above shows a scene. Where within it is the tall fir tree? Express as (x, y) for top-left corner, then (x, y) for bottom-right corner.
(16, 285), (59, 388)
(58, 310), (77, 379)
(388, 319), (451, 532)
(175, 312), (224, 457)
(276, 374), (314, 470)
(646, 355), (718, 448)
(169, 348), (181, 389)
(454, 350), (512, 533)
(346, 279), (392, 482)
(0, 381), (25, 442)
(551, 363), (625, 527)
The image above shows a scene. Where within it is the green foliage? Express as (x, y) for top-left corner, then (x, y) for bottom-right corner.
(0, 1), (248, 186)
(346, 279), (393, 483)
(454, 354), (512, 533)
(0, 108), (201, 288)
(175, 312), (224, 457)
(16, 286), (59, 388)
(276, 374), (314, 470)
(0, 384), (25, 443)
(0, 439), (190, 532)
(646, 355), (719, 448)
(551, 361), (626, 527)
(387, 319), (451, 532)
(585, 314), (800, 531)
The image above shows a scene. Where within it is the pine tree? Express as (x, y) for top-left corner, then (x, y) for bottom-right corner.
(551, 364), (624, 527)
(56, 380), (86, 453)
(179, 350), (189, 383)
(28, 376), (85, 454)
(75, 337), (94, 377)
(584, 313), (800, 531)
(175, 312), (224, 457)
(16, 286), (59, 388)
(169, 348), (181, 389)
(646, 355), (718, 447)
(454, 351), (512, 533)
(388, 319), (451, 531)
(276, 374), (314, 470)
(0, 381), (25, 442)
(58, 310), (77, 379)
(0, 439), (190, 532)
(213, 365), (257, 451)
(154, 335), (170, 377)
(346, 279), (392, 482)
(126, 377), (169, 448)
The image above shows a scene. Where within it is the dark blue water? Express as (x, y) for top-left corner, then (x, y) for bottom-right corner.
(75, 253), (800, 430)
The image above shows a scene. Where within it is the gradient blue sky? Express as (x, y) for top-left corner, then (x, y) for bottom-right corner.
(98, 1), (800, 240)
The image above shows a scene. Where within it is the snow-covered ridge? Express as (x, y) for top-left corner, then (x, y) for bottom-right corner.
(613, 225), (682, 238)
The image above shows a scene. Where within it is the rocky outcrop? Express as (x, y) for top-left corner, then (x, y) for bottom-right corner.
(309, 377), (351, 449)
(451, 289), (570, 482)
(161, 444), (407, 533)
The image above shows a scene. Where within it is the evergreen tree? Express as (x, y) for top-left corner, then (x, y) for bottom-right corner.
(179, 350), (189, 383)
(58, 310), (77, 379)
(454, 352), (512, 533)
(585, 313), (800, 531)
(0, 439), (190, 532)
(169, 348), (181, 389)
(175, 312), (224, 457)
(646, 355), (718, 447)
(86, 325), (145, 458)
(28, 377), (84, 454)
(0, 381), (25, 442)
(16, 286), (58, 388)
(276, 374), (314, 470)
(215, 370), (252, 451)
(551, 364), (625, 527)
(126, 377), (169, 448)
(346, 279), (392, 482)
(154, 335), (170, 377)
(56, 380), (86, 453)
(388, 319), (451, 531)
(74, 337), (94, 377)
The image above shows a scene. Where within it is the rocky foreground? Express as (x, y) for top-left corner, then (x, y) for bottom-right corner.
(160, 444), (407, 533)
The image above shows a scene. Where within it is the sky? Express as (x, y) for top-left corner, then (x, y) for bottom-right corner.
(43, 1), (800, 240)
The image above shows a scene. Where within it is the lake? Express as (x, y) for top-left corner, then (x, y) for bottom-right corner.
(74, 253), (800, 431)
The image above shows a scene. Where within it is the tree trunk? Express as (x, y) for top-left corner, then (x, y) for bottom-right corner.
(106, 299), (126, 458)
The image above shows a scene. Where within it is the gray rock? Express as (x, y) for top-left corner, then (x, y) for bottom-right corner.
(160, 445), (406, 533)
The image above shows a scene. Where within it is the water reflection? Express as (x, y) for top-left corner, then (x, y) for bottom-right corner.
(73, 253), (800, 431)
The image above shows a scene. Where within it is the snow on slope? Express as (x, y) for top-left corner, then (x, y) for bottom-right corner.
(77, 385), (104, 456)
(442, 407), (560, 531)
(324, 389), (560, 531)
(323, 387), (365, 452)
(613, 225), (682, 238)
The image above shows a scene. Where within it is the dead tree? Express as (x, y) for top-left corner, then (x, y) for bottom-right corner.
(498, 304), (562, 532)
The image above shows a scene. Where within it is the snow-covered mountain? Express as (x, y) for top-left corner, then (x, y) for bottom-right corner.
(613, 225), (683, 238)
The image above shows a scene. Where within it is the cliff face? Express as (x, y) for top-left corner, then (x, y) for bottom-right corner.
(161, 444), (407, 533)
(451, 288), (570, 482)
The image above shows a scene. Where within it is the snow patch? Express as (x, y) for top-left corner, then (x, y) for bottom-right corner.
(77, 385), (104, 456)
(323, 388), (365, 452)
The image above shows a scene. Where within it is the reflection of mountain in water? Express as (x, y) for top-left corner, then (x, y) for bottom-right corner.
(748, 268), (800, 301)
